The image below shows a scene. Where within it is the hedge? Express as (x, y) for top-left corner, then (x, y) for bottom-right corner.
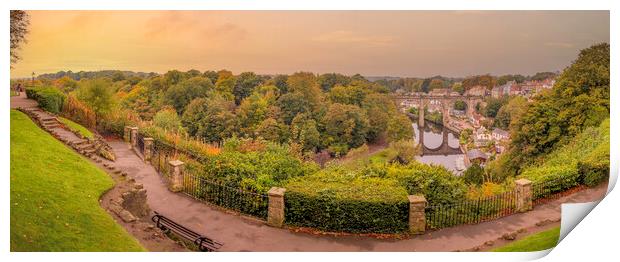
(578, 142), (610, 187)
(25, 86), (66, 114)
(285, 190), (409, 233)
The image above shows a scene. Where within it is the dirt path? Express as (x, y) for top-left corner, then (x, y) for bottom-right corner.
(107, 139), (608, 251)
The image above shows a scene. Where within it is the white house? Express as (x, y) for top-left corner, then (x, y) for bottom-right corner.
(492, 128), (510, 141)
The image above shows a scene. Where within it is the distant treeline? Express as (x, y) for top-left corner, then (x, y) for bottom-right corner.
(37, 70), (158, 81)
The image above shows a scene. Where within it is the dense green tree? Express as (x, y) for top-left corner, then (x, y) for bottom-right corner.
(277, 92), (312, 125)
(328, 85), (367, 106)
(233, 72), (262, 105)
(317, 73), (351, 91)
(462, 163), (485, 185)
(323, 103), (370, 149)
(202, 70), (219, 84)
(454, 100), (467, 111)
(482, 96), (509, 117)
(153, 107), (185, 134)
(181, 96), (238, 142)
(270, 74), (289, 94)
(494, 96), (528, 130)
(237, 93), (270, 136)
(163, 70), (186, 87)
(75, 78), (116, 118)
(164, 76), (214, 114)
(287, 72), (322, 109)
(290, 113), (322, 152)
(452, 82), (464, 94)
(256, 118), (290, 144)
(387, 114), (414, 143)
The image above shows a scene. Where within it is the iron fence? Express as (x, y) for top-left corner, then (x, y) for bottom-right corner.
(532, 176), (580, 205)
(149, 139), (268, 219)
(425, 190), (518, 229)
(136, 132), (145, 155)
(182, 172), (269, 219)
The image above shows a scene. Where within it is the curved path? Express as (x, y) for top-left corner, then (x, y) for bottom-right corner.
(10, 93), (608, 251)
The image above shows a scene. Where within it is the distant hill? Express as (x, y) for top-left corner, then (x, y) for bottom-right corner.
(37, 70), (159, 81)
(364, 76), (402, 82)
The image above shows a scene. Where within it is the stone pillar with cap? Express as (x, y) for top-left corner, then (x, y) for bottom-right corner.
(129, 127), (138, 150)
(267, 187), (286, 227)
(143, 138), (154, 161)
(168, 160), (185, 192)
(124, 126), (131, 143)
(515, 178), (533, 212)
(408, 195), (427, 234)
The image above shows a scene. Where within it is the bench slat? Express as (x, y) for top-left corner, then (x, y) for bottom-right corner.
(152, 212), (222, 251)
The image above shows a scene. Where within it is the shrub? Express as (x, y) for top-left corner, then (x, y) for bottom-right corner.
(96, 109), (140, 137)
(578, 143), (610, 187)
(285, 167), (409, 233)
(26, 86), (66, 114)
(388, 139), (419, 164)
(61, 94), (96, 129)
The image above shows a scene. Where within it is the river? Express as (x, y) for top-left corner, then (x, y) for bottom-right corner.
(412, 121), (465, 174)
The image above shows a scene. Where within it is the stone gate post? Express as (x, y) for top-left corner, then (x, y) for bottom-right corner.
(168, 160), (185, 192)
(267, 187), (286, 227)
(143, 138), (154, 161)
(129, 127), (138, 150)
(124, 126), (132, 143)
(515, 178), (533, 212)
(408, 195), (427, 234)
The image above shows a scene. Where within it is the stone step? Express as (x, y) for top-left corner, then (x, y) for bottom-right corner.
(41, 117), (58, 122)
(83, 148), (97, 154)
(71, 139), (89, 146)
(75, 143), (94, 150)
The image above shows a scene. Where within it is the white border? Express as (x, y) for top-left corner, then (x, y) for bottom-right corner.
(2, 1), (617, 262)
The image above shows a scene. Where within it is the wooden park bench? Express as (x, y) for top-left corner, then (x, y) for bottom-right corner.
(151, 212), (223, 252)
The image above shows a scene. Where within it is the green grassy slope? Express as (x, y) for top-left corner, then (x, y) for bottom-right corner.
(10, 109), (144, 251)
(493, 227), (560, 252)
(58, 116), (94, 139)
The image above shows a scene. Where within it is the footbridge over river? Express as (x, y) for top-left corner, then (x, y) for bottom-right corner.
(392, 93), (486, 128)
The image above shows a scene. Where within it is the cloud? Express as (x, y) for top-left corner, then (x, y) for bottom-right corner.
(143, 11), (246, 42)
(544, 42), (575, 48)
(311, 30), (397, 47)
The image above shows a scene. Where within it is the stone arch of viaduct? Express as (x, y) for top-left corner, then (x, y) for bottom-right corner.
(392, 94), (485, 128)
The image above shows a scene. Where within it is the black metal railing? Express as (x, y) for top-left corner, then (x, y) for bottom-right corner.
(149, 139), (268, 219)
(136, 132), (145, 155)
(182, 172), (269, 219)
(425, 190), (518, 229)
(532, 176), (580, 205)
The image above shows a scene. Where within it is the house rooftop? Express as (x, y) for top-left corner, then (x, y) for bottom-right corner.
(467, 149), (488, 160)
(493, 128), (509, 136)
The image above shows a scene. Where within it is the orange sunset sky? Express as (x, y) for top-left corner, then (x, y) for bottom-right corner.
(11, 10), (609, 78)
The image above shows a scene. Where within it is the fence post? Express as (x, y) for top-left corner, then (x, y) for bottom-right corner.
(515, 178), (533, 212)
(124, 126), (131, 143)
(408, 195), (427, 234)
(267, 187), (286, 227)
(129, 127), (138, 150)
(168, 160), (185, 192)
(143, 138), (154, 162)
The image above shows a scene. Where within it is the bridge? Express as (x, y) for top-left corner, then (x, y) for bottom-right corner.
(416, 123), (463, 156)
(392, 93), (486, 128)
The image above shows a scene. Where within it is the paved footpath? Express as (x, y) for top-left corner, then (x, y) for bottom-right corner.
(9, 93), (609, 251)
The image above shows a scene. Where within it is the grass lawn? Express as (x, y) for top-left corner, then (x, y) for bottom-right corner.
(10, 110), (144, 251)
(493, 227), (560, 252)
(58, 116), (94, 139)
